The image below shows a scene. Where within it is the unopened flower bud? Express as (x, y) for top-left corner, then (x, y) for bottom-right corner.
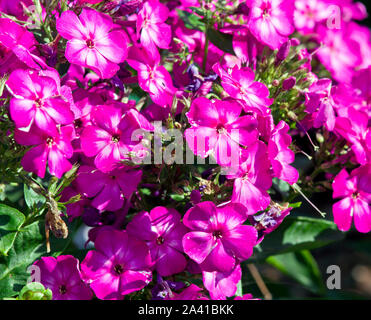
(290, 38), (300, 46)
(18, 283), (52, 300)
(282, 76), (296, 91)
(276, 40), (291, 64)
(190, 190), (201, 204)
(272, 79), (280, 87)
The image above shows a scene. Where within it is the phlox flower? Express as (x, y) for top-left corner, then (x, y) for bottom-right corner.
(228, 141), (272, 215)
(305, 78), (336, 131)
(137, 0), (171, 56)
(213, 63), (273, 114)
(335, 108), (371, 165)
(184, 97), (258, 167)
(81, 229), (152, 300)
(127, 45), (176, 106)
(56, 8), (129, 79)
(127, 207), (188, 276)
(0, 18), (47, 76)
(14, 125), (74, 178)
(182, 201), (258, 273)
(33, 255), (93, 300)
(247, 0), (294, 50)
(203, 264), (241, 300)
(75, 165), (142, 212)
(332, 165), (371, 233)
(80, 104), (152, 172)
(315, 26), (361, 84)
(6, 69), (74, 135)
(268, 120), (299, 185)
(293, 0), (330, 34)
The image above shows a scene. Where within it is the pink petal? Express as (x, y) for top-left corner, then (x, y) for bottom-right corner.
(57, 10), (87, 40)
(186, 97), (219, 127)
(48, 147), (72, 178)
(95, 30), (128, 64)
(223, 225), (258, 261)
(201, 240), (236, 273)
(21, 144), (48, 178)
(9, 99), (35, 129)
(332, 198), (353, 232)
(119, 270), (152, 296)
(155, 246), (187, 276)
(91, 182), (123, 211)
(65, 40), (89, 66)
(81, 125), (112, 157)
(184, 127), (218, 159)
(182, 231), (215, 264)
(353, 198), (371, 233)
(183, 201), (216, 231)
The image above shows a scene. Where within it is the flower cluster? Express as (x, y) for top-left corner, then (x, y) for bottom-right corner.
(1, 0), (370, 300)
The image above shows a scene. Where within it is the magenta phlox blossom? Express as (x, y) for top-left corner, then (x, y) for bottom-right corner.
(332, 165), (371, 233)
(127, 207), (188, 276)
(34, 255), (93, 300)
(184, 97), (258, 166)
(305, 78), (336, 131)
(127, 45), (176, 106)
(182, 201), (258, 273)
(0, 18), (47, 75)
(81, 229), (152, 300)
(213, 63), (273, 114)
(57, 8), (129, 79)
(75, 165), (142, 212)
(335, 108), (370, 165)
(247, 0), (294, 50)
(137, 0), (171, 56)
(80, 104), (153, 172)
(14, 125), (74, 178)
(6, 69), (74, 135)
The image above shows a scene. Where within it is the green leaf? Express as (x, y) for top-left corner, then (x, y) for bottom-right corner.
(0, 204), (25, 256)
(266, 250), (326, 295)
(0, 221), (46, 298)
(251, 216), (345, 262)
(206, 29), (235, 55)
(176, 9), (205, 32)
(289, 202), (302, 208)
(170, 194), (185, 202)
(23, 185), (45, 209)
